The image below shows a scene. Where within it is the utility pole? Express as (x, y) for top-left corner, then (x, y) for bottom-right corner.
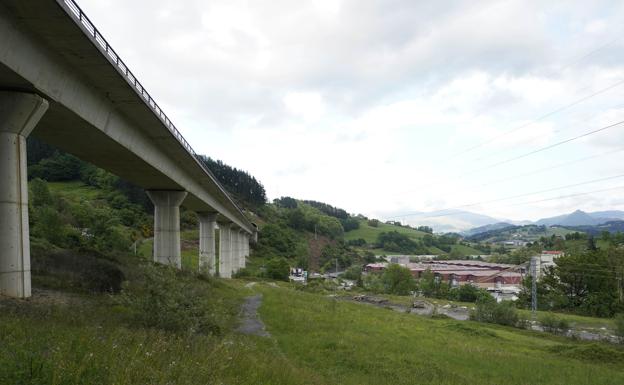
(530, 256), (539, 319)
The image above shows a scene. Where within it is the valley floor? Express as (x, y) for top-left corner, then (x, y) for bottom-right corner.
(2, 279), (624, 385)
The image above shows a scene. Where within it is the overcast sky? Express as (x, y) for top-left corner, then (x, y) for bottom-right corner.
(78, 0), (624, 223)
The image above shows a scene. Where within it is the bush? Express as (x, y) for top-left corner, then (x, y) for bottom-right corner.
(116, 264), (231, 335)
(538, 313), (570, 335)
(453, 284), (482, 303)
(342, 265), (363, 282)
(31, 249), (125, 293)
(381, 264), (416, 295)
(615, 313), (624, 344)
(265, 257), (290, 281)
(470, 299), (519, 327)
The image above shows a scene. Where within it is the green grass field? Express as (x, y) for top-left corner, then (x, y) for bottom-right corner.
(345, 220), (428, 242)
(47, 181), (103, 200)
(450, 243), (483, 255)
(257, 285), (624, 385)
(335, 292), (616, 331)
(2, 274), (623, 385)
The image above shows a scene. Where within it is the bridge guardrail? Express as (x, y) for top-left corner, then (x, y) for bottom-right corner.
(57, 0), (251, 229)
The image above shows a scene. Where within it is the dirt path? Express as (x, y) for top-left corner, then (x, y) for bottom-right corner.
(236, 294), (270, 337)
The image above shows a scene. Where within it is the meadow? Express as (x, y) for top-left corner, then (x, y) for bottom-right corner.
(2, 274), (623, 385)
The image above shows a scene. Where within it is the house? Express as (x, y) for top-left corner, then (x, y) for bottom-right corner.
(531, 251), (565, 279)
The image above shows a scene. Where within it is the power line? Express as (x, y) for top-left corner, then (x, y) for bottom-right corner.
(478, 147), (624, 188)
(558, 35), (623, 73)
(469, 101), (624, 164)
(385, 184), (624, 221)
(387, 174), (624, 220)
(445, 78), (624, 161)
(392, 119), (624, 198)
(461, 119), (624, 176)
(508, 184), (624, 207)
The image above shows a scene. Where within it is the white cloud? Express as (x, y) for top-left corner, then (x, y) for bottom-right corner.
(76, 0), (624, 225)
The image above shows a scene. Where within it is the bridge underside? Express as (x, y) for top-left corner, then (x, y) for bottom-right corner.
(0, 1), (254, 297)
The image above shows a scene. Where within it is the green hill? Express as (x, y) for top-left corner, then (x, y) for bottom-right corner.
(344, 219), (428, 243)
(345, 220), (485, 257)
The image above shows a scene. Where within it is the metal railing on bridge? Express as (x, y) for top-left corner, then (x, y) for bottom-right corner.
(57, 0), (249, 224)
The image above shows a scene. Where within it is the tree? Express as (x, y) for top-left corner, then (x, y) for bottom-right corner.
(587, 235), (598, 251)
(616, 314), (624, 344)
(274, 196), (298, 209)
(455, 284), (481, 303)
(198, 155), (267, 208)
(470, 299), (519, 327)
(265, 257), (290, 281)
(341, 217), (360, 232)
(381, 264), (415, 295)
(377, 231), (425, 254)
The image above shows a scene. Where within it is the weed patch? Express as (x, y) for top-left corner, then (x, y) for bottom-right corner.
(444, 323), (499, 338)
(115, 264), (239, 335)
(548, 343), (624, 364)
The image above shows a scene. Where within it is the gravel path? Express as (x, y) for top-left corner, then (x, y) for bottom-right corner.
(236, 294), (270, 337)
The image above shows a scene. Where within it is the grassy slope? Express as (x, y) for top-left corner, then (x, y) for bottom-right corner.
(0, 282), (314, 385)
(258, 285), (624, 385)
(450, 243), (483, 255)
(345, 220), (427, 243)
(2, 275), (622, 384)
(334, 293), (616, 331)
(346, 220), (483, 256)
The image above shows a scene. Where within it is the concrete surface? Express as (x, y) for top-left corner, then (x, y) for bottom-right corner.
(198, 212), (218, 274)
(0, 92), (48, 298)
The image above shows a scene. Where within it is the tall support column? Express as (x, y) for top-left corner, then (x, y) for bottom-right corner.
(198, 212), (218, 274)
(0, 92), (49, 298)
(146, 190), (187, 268)
(231, 228), (240, 274)
(238, 230), (246, 270)
(218, 222), (232, 278)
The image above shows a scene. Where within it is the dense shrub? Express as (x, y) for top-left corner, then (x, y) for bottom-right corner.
(347, 238), (367, 247)
(31, 249), (125, 293)
(381, 264), (416, 295)
(538, 313), (570, 335)
(377, 231), (428, 254)
(265, 257), (290, 281)
(449, 284), (483, 303)
(341, 217), (360, 231)
(116, 264), (232, 335)
(615, 314), (624, 344)
(470, 298), (519, 327)
(342, 265), (363, 282)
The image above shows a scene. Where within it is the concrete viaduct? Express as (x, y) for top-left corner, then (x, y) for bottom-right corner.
(0, 0), (257, 298)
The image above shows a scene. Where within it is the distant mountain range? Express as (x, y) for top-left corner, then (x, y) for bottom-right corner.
(534, 210), (624, 227)
(404, 210), (503, 233)
(405, 209), (624, 234)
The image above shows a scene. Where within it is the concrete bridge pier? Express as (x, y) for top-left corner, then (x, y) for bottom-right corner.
(197, 212), (218, 274)
(238, 230), (246, 270)
(244, 233), (249, 259)
(0, 92), (49, 298)
(146, 190), (187, 268)
(232, 229), (240, 274)
(218, 222), (232, 278)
